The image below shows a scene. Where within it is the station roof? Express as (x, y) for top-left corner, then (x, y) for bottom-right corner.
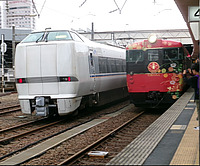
(174, 0), (199, 58)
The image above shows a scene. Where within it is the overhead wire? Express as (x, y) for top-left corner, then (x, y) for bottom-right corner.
(39, 0), (47, 17)
(110, 0), (128, 14)
(32, 0), (39, 17)
(121, 0), (128, 11)
(31, 0), (78, 20)
(113, 0), (120, 11)
(79, 0), (87, 8)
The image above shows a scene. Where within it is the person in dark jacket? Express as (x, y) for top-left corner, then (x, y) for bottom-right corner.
(183, 62), (199, 130)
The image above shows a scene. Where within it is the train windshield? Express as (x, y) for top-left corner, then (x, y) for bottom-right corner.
(163, 48), (183, 60)
(126, 50), (144, 64)
(21, 31), (73, 43)
(148, 50), (159, 61)
(126, 47), (183, 63)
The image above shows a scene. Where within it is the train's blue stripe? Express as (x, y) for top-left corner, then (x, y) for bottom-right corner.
(90, 72), (126, 78)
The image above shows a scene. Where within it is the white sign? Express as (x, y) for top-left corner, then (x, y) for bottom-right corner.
(1, 43), (7, 53)
(190, 22), (199, 40)
(189, 6), (200, 22)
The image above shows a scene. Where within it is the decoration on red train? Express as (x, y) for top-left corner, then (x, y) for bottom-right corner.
(147, 62), (183, 74)
(126, 34), (192, 108)
(126, 38), (183, 51)
(147, 62), (160, 73)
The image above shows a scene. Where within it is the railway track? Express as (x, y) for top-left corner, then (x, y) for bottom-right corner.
(0, 104), (21, 116)
(0, 100), (130, 163)
(58, 111), (145, 165)
(0, 104), (164, 165)
(0, 118), (65, 144)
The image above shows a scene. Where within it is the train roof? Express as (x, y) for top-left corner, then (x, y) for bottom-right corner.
(126, 39), (183, 50)
(25, 29), (125, 51)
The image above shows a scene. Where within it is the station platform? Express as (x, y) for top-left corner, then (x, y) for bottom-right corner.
(107, 88), (199, 165)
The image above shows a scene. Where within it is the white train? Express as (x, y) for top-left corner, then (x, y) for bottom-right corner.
(15, 29), (127, 117)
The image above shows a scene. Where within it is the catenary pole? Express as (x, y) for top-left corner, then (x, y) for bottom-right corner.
(1, 34), (5, 93)
(12, 25), (15, 69)
(198, 0), (200, 160)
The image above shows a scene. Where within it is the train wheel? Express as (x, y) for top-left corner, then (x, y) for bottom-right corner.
(48, 107), (59, 117)
(71, 109), (79, 116)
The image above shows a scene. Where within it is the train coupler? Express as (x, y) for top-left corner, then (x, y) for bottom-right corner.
(147, 91), (162, 100)
(35, 97), (49, 116)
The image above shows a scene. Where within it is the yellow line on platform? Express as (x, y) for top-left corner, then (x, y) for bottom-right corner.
(170, 108), (199, 165)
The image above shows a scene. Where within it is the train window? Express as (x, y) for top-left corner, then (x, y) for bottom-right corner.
(126, 50), (144, 63)
(163, 48), (183, 60)
(148, 50), (159, 61)
(21, 32), (44, 43)
(122, 60), (126, 72)
(99, 57), (107, 73)
(89, 52), (94, 66)
(116, 59), (123, 72)
(70, 32), (84, 42)
(179, 48), (184, 59)
(110, 59), (117, 72)
(21, 31), (73, 43)
(47, 31), (72, 41)
(107, 58), (112, 73)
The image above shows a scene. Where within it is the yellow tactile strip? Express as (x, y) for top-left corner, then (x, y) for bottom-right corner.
(107, 90), (194, 165)
(170, 108), (199, 165)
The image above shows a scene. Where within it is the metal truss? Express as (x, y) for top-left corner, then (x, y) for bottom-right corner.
(79, 29), (192, 47)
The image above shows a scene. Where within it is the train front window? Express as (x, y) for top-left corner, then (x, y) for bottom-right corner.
(126, 50), (144, 64)
(21, 31), (73, 43)
(148, 50), (159, 61)
(47, 31), (72, 41)
(21, 32), (44, 43)
(163, 48), (183, 60)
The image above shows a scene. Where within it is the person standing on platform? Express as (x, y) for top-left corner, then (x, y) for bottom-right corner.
(183, 62), (199, 130)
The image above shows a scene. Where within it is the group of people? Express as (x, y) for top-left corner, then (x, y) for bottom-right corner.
(183, 61), (199, 130)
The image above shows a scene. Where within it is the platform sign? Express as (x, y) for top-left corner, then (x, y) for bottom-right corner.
(188, 6), (200, 22)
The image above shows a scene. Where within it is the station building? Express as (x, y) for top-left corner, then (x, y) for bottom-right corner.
(2, 0), (36, 30)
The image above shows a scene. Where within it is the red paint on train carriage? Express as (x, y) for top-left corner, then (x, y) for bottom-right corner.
(127, 73), (183, 93)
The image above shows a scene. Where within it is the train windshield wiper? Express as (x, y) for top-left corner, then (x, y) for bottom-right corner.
(36, 31), (49, 43)
(44, 33), (49, 42)
(135, 55), (142, 64)
(36, 34), (44, 43)
(41, 31), (49, 42)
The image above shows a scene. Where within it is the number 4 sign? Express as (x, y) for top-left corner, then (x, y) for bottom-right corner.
(189, 6), (200, 22)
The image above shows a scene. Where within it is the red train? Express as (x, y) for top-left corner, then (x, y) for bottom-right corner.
(126, 35), (191, 108)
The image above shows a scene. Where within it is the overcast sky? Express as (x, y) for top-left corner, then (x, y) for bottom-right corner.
(34, 0), (187, 31)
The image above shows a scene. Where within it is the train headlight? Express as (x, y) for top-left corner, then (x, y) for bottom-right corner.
(59, 76), (78, 82)
(59, 77), (71, 82)
(148, 34), (157, 44)
(130, 71), (134, 76)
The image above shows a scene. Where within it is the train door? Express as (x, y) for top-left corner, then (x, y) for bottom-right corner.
(88, 49), (97, 93)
